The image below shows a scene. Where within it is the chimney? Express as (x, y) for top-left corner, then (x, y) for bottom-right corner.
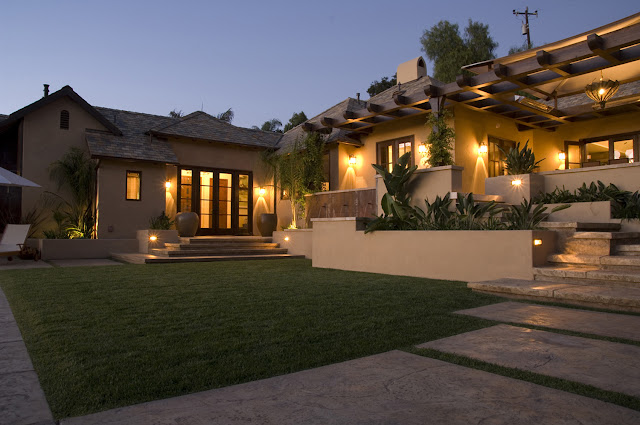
(396, 57), (427, 84)
(43, 84), (49, 97)
(356, 93), (360, 102)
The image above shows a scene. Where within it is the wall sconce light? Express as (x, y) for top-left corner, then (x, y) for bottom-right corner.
(558, 152), (566, 161)
(165, 181), (171, 189)
(149, 235), (158, 242)
(284, 236), (290, 241)
(585, 70), (619, 109)
(418, 143), (428, 156)
(348, 155), (357, 166)
(533, 239), (542, 246)
(511, 179), (522, 186)
(258, 187), (266, 197)
(478, 143), (488, 155)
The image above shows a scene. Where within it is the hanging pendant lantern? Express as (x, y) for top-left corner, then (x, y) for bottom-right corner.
(585, 70), (619, 109)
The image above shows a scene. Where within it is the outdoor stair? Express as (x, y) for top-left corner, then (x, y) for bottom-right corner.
(467, 221), (640, 312)
(113, 236), (305, 264)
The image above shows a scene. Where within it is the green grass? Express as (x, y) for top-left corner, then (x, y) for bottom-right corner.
(0, 259), (500, 418)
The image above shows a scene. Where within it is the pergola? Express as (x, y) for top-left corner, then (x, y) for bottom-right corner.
(305, 14), (640, 137)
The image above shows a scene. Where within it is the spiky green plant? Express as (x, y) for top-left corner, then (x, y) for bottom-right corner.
(499, 140), (544, 174)
(425, 110), (455, 167)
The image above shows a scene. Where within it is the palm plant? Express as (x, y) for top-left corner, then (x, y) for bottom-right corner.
(499, 140), (544, 174)
(216, 108), (234, 123)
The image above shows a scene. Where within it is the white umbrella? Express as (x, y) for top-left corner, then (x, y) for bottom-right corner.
(0, 167), (40, 188)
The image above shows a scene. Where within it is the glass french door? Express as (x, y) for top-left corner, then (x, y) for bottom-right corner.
(178, 168), (252, 235)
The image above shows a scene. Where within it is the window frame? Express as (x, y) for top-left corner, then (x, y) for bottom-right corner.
(568, 131), (640, 168)
(375, 136), (414, 172)
(487, 135), (516, 177)
(125, 170), (142, 201)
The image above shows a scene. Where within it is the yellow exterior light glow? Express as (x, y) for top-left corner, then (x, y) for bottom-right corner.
(348, 155), (357, 166)
(258, 187), (266, 197)
(165, 181), (171, 189)
(149, 235), (158, 242)
(478, 143), (488, 155)
(418, 144), (428, 155)
(511, 179), (522, 186)
(284, 236), (290, 241)
(533, 239), (542, 246)
(558, 152), (566, 161)
(585, 70), (620, 109)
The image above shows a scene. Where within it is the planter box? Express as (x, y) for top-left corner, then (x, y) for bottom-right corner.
(485, 173), (545, 206)
(137, 230), (180, 253)
(376, 165), (464, 214)
(544, 201), (613, 223)
(273, 229), (313, 259)
(311, 218), (555, 281)
(26, 238), (138, 260)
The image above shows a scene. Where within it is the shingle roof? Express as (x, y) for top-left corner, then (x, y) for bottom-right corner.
(0, 114), (7, 121)
(151, 111), (282, 148)
(87, 107), (179, 163)
(368, 75), (436, 105)
(277, 98), (365, 153)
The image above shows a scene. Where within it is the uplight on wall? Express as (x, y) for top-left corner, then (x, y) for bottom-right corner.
(348, 155), (357, 166)
(284, 236), (290, 241)
(418, 143), (428, 156)
(558, 152), (566, 161)
(533, 239), (542, 246)
(258, 187), (266, 197)
(165, 181), (171, 189)
(511, 179), (522, 186)
(478, 142), (488, 155)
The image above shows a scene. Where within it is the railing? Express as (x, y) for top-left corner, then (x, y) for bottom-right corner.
(304, 188), (377, 227)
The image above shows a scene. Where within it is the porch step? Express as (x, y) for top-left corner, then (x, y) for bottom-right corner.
(617, 244), (640, 256)
(143, 254), (305, 264)
(534, 266), (640, 289)
(182, 236), (273, 244)
(151, 248), (289, 257)
(561, 232), (640, 256)
(468, 278), (640, 312)
(548, 254), (640, 271)
(165, 242), (279, 250)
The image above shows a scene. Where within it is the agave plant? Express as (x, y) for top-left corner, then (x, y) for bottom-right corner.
(499, 140), (544, 175)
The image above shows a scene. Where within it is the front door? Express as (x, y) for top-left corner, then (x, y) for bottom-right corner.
(178, 168), (252, 235)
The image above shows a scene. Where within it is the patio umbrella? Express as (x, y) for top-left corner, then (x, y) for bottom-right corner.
(0, 167), (40, 188)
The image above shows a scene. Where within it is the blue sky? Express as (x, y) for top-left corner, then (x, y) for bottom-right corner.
(1, 1), (638, 129)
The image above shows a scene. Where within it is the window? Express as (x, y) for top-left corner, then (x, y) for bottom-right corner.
(376, 137), (414, 172)
(488, 136), (516, 177)
(569, 132), (640, 168)
(60, 110), (70, 130)
(126, 171), (141, 200)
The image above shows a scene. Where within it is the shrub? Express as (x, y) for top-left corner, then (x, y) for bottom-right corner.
(149, 211), (174, 230)
(499, 140), (544, 174)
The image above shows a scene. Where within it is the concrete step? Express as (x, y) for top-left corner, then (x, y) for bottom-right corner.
(468, 278), (640, 312)
(144, 254), (305, 264)
(547, 253), (640, 271)
(547, 254), (603, 266)
(617, 244), (640, 256)
(449, 192), (505, 204)
(165, 242), (279, 250)
(539, 222), (622, 232)
(562, 232), (640, 256)
(182, 236), (273, 244)
(151, 248), (289, 257)
(534, 266), (640, 288)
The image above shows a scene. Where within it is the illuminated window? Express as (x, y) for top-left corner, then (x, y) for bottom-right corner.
(60, 110), (70, 129)
(126, 171), (141, 200)
(488, 136), (516, 177)
(376, 137), (414, 172)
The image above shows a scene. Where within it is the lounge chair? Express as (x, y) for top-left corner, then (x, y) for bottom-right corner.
(0, 224), (31, 261)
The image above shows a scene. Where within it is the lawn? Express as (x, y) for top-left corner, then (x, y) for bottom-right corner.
(1, 259), (500, 419)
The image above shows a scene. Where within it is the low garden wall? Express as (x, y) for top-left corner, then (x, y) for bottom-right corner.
(273, 229), (313, 259)
(311, 218), (556, 281)
(541, 162), (640, 193)
(544, 201), (614, 223)
(26, 238), (138, 260)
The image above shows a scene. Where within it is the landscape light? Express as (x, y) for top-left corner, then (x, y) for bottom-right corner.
(149, 235), (158, 242)
(284, 236), (290, 241)
(511, 179), (522, 186)
(533, 239), (542, 246)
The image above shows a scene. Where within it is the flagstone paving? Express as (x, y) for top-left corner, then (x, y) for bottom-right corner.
(61, 350), (640, 425)
(456, 301), (640, 341)
(418, 324), (640, 397)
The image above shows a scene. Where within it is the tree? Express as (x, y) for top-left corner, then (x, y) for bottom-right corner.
(420, 19), (497, 83)
(253, 118), (283, 133)
(425, 109), (455, 167)
(217, 108), (234, 123)
(283, 111), (308, 132)
(367, 74), (397, 97)
(508, 43), (530, 55)
(169, 109), (183, 118)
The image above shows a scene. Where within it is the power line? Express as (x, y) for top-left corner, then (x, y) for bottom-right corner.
(513, 7), (538, 48)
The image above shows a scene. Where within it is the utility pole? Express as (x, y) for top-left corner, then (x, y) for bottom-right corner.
(513, 7), (538, 48)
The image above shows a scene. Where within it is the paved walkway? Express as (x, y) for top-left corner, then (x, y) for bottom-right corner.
(61, 350), (640, 425)
(0, 258), (123, 270)
(0, 288), (55, 425)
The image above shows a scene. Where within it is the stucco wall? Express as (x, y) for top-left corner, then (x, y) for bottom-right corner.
(96, 159), (166, 239)
(541, 162), (640, 193)
(21, 96), (107, 232)
(311, 218), (556, 281)
(273, 229), (312, 258)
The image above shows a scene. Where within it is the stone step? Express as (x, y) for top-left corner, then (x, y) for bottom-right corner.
(533, 266), (640, 288)
(144, 254), (305, 264)
(182, 236), (273, 244)
(418, 324), (640, 398)
(449, 192), (505, 204)
(617, 244), (640, 255)
(152, 248), (289, 257)
(468, 278), (640, 312)
(539, 221), (622, 232)
(165, 242), (279, 250)
(561, 232), (640, 256)
(547, 253), (603, 266)
(547, 254), (640, 271)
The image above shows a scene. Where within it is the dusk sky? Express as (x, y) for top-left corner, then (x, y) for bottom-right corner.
(1, 1), (638, 129)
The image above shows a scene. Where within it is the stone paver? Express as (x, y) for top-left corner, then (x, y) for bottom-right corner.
(0, 288), (55, 425)
(419, 324), (640, 397)
(61, 350), (640, 425)
(456, 301), (640, 341)
(0, 258), (52, 270)
(49, 259), (124, 268)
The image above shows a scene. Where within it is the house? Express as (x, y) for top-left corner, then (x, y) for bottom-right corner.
(2, 12), (639, 240)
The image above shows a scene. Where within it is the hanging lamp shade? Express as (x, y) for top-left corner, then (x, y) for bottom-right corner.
(585, 70), (619, 109)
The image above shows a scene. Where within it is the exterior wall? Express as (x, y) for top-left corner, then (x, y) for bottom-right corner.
(540, 162), (640, 193)
(26, 238), (138, 260)
(20, 96), (107, 230)
(169, 139), (273, 235)
(311, 218), (556, 281)
(273, 229), (312, 258)
(96, 159), (166, 239)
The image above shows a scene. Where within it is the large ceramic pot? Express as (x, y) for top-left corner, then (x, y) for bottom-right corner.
(175, 212), (199, 237)
(257, 213), (278, 237)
